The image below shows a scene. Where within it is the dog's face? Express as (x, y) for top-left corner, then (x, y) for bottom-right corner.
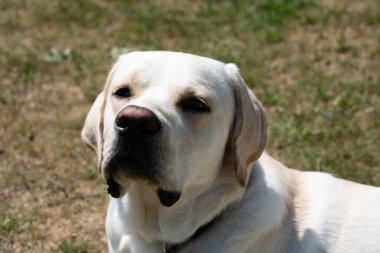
(82, 51), (267, 206)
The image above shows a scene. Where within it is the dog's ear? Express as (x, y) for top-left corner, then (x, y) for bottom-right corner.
(81, 91), (104, 153)
(81, 60), (119, 169)
(225, 63), (267, 187)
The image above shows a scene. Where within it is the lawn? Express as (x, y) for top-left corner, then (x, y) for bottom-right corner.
(0, 0), (379, 252)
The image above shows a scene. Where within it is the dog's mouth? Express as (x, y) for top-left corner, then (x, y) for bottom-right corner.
(104, 152), (181, 206)
(105, 151), (151, 180)
(103, 152), (146, 199)
(106, 177), (181, 206)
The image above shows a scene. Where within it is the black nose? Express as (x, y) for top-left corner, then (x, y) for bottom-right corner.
(114, 106), (161, 136)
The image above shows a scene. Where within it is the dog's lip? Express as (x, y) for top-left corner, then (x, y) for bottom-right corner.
(104, 151), (145, 179)
(157, 188), (181, 207)
(106, 177), (121, 198)
(102, 153), (139, 199)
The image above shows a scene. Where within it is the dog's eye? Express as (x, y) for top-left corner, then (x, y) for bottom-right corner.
(180, 97), (210, 113)
(113, 87), (132, 99)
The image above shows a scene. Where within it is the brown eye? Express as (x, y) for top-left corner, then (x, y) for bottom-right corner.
(113, 87), (132, 99)
(180, 97), (210, 113)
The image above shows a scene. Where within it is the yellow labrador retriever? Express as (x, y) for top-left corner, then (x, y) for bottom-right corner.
(82, 51), (380, 253)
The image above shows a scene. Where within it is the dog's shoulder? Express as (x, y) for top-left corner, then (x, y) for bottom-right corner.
(219, 153), (380, 253)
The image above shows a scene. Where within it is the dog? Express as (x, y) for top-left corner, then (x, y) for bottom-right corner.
(82, 51), (380, 253)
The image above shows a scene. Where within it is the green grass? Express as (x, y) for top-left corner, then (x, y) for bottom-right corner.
(0, 0), (379, 252)
(53, 240), (92, 253)
(0, 214), (34, 237)
(0, 216), (19, 236)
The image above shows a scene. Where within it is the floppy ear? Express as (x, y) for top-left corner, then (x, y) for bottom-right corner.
(81, 92), (104, 152)
(225, 63), (267, 187)
(81, 60), (119, 169)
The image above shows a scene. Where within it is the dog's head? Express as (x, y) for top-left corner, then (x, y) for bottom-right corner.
(82, 51), (266, 206)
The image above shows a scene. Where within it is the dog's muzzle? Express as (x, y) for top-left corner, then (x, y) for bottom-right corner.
(108, 105), (162, 181)
(105, 106), (182, 205)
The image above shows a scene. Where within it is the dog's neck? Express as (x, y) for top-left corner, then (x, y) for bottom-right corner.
(118, 171), (246, 246)
(159, 164), (256, 252)
(162, 210), (222, 253)
(110, 156), (296, 252)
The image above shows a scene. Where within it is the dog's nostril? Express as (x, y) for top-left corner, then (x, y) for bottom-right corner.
(115, 115), (129, 129)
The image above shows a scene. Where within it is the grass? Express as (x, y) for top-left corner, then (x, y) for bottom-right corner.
(53, 240), (92, 253)
(0, 0), (379, 252)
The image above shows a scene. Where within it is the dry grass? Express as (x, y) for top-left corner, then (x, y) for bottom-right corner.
(0, 0), (379, 252)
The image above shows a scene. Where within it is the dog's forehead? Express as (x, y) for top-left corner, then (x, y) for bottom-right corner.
(111, 51), (230, 95)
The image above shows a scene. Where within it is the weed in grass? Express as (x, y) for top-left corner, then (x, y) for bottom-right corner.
(38, 48), (74, 63)
(0, 216), (18, 236)
(0, 214), (34, 237)
(336, 31), (357, 53)
(53, 240), (91, 253)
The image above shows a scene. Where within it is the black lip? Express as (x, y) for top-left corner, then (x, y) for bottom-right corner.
(157, 189), (181, 207)
(106, 177), (121, 198)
